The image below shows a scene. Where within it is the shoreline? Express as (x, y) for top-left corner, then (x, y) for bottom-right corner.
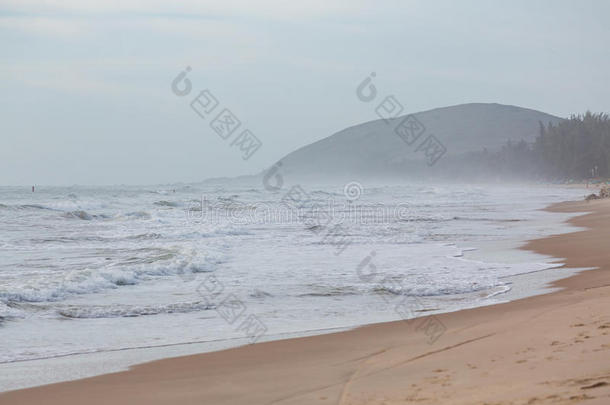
(0, 186), (587, 388)
(2, 198), (610, 403)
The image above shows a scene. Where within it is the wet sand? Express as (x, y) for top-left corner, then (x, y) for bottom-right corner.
(1, 199), (609, 404)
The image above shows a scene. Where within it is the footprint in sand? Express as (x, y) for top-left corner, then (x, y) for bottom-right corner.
(569, 394), (594, 401)
(581, 381), (608, 390)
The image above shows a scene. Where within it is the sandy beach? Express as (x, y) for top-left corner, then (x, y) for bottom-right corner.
(4, 0), (609, 403)
(1, 197), (609, 405)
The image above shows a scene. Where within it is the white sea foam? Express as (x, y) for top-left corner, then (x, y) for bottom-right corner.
(0, 183), (588, 370)
(57, 301), (214, 319)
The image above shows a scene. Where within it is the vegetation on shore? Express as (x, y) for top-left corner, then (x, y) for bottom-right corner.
(467, 112), (610, 181)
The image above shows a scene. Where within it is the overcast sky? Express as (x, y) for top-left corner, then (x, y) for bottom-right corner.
(1, 0), (609, 186)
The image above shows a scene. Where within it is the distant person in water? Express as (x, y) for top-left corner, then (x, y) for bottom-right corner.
(32, 186), (35, 192)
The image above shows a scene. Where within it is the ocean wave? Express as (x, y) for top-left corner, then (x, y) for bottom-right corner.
(371, 279), (507, 297)
(0, 302), (25, 323)
(299, 285), (359, 297)
(29, 233), (163, 244)
(452, 216), (523, 222)
(62, 210), (93, 220)
(483, 285), (512, 299)
(0, 203), (110, 221)
(0, 203), (59, 211)
(57, 301), (214, 319)
(310, 190), (342, 198)
(125, 233), (163, 240)
(249, 290), (273, 299)
(29, 235), (107, 244)
(400, 216), (452, 223)
(0, 251), (223, 304)
(179, 228), (252, 238)
(153, 200), (180, 207)
(119, 211), (152, 220)
(217, 195), (239, 203)
(20, 204), (57, 211)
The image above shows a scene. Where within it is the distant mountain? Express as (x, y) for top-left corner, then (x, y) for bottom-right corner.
(271, 103), (562, 180)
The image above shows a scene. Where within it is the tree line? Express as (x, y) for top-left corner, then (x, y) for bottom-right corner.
(466, 112), (610, 181)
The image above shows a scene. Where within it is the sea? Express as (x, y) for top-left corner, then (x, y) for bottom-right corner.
(0, 181), (590, 390)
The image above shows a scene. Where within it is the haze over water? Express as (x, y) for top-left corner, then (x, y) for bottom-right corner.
(0, 182), (586, 373)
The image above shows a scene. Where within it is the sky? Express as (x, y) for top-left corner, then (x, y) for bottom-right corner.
(1, 0), (609, 186)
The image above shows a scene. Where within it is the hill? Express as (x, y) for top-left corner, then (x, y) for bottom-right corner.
(272, 103), (562, 180)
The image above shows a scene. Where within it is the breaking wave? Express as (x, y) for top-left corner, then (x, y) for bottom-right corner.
(0, 252), (222, 305)
(57, 301), (214, 319)
(299, 285), (360, 297)
(153, 200), (180, 207)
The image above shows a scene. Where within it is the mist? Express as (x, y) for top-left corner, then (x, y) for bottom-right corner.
(2, 0), (610, 186)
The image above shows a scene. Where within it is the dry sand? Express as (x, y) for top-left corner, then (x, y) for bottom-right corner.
(1, 199), (610, 404)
